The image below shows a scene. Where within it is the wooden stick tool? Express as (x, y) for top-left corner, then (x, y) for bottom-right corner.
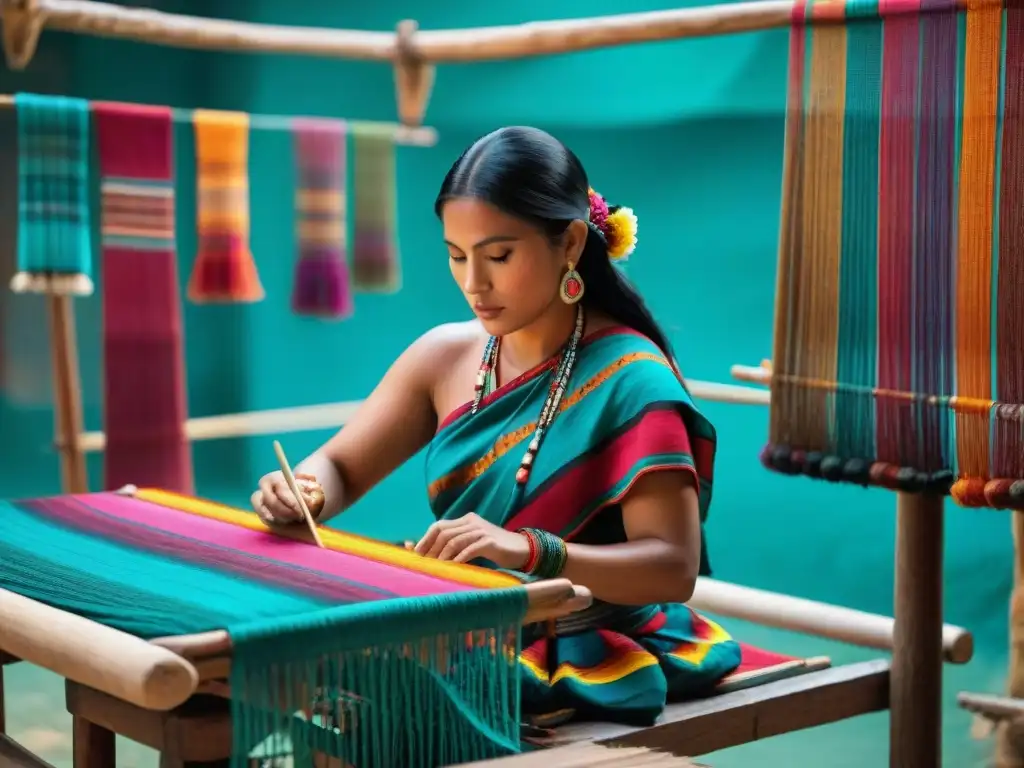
(272, 439), (325, 549)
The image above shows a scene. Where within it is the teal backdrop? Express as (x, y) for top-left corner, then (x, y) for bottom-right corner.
(0, 1), (1011, 765)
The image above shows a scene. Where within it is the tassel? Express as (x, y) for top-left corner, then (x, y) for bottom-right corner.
(291, 118), (353, 320)
(11, 92), (94, 297)
(352, 126), (401, 293)
(187, 110), (264, 303)
(94, 101), (193, 495)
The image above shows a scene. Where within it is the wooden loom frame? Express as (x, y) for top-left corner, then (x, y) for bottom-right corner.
(0, 0), (982, 766)
(0, 550), (974, 767)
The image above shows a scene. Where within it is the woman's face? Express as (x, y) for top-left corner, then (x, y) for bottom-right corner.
(442, 198), (579, 336)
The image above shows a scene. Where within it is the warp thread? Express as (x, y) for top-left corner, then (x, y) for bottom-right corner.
(763, 0), (1024, 510)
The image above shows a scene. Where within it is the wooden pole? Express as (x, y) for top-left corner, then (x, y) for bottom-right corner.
(0, 587), (199, 710)
(47, 293), (87, 494)
(732, 363), (950, 764)
(890, 491), (944, 767)
(7, 0), (801, 67)
(996, 510), (1024, 764)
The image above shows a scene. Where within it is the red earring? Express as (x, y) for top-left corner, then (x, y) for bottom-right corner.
(559, 261), (584, 304)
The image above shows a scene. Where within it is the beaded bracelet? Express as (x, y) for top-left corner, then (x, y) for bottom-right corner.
(518, 528), (568, 579)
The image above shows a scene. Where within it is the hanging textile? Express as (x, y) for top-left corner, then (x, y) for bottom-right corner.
(290, 118), (353, 319)
(0, 98), (51, 408)
(10, 92), (94, 297)
(187, 110), (264, 303)
(94, 101), (193, 494)
(352, 126), (401, 293)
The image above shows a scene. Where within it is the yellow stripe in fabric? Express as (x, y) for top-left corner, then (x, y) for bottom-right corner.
(518, 649), (660, 685)
(668, 613), (732, 665)
(520, 650), (660, 686)
(135, 488), (521, 590)
(954, 0), (1002, 478)
(793, 15), (846, 453)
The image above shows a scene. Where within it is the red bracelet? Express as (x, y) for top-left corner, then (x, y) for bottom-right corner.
(521, 530), (539, 573)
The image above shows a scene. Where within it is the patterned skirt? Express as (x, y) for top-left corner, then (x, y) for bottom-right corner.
(519, 601), (742, 726)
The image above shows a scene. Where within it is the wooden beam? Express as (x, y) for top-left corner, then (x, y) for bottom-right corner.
(456, 743), (709, 766)
(19, 0), (799, 65)
(74, 377), (767, 453)
(0, 733), (58, 768)
(542, 660), (891, 756)
(691, 577), (972, 664)
(959, 691), (1024, 722)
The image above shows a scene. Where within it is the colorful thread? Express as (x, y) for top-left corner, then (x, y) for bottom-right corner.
(762, 0), (1024, 510)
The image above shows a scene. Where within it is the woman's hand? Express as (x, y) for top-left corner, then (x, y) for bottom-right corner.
(250, 471), (326, 526)
(415, 513), (531, 570)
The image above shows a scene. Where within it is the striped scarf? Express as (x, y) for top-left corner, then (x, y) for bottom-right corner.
(291, 118), (353, 319)
(352, 127), (400, 293)
(11, 92), (94, 296)
(187, 110), (263, 303)
(94, 101), (193, 495)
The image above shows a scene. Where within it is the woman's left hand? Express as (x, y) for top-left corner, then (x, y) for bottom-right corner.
(415, 513), (530, 570)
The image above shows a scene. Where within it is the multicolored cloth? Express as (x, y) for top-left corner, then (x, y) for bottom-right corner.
(291, 118), (353, 319)
(94, 101), (193, 495)
(0, 489), (527, 766)
(425, 327), (742, 725)
(11, 92), (94, 296)
(187, 110), (264, 304)
(351, 126), (400, 293)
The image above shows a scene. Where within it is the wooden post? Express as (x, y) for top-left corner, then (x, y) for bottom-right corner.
(0, 0), (46, 70)
(393, 19), (435, 127)
(995, 510), (1024, 764)
(72, 716), (115, 768)
(890, 491), (944, 767)
(46, 293), (87, 493)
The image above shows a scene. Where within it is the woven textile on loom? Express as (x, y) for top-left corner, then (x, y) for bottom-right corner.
(0, 489), (527, 767)
(95, 102), (193, 494)
(352, 127), (401, 292)
(762, 0), (1024, 510)
(291, 118), (353, 319)
(187, 110), (264, 303)
(10, 93), (94, 296)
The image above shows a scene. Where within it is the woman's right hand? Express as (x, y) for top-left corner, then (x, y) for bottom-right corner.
(251, 471), (326, 526)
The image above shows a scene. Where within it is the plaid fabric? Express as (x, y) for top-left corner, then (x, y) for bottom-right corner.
(290, 118), (353, 319)
(352, 126), (400, 293)
(12, 92), (94, 296)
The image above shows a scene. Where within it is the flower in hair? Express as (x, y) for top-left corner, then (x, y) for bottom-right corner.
(605, 206), (638, 261)
(588, 188), (609, 232)
(588, 187), (637, 261)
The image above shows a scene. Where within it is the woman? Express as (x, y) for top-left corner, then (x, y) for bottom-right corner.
(252, 126), (741, 727)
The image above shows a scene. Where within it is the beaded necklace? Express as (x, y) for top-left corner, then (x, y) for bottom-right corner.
(471, 305), (586, 489)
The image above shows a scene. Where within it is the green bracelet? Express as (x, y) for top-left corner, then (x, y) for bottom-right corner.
(518, 527), (567, 579)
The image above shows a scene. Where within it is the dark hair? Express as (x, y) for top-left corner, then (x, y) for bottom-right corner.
(434, 126), (681, 373)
